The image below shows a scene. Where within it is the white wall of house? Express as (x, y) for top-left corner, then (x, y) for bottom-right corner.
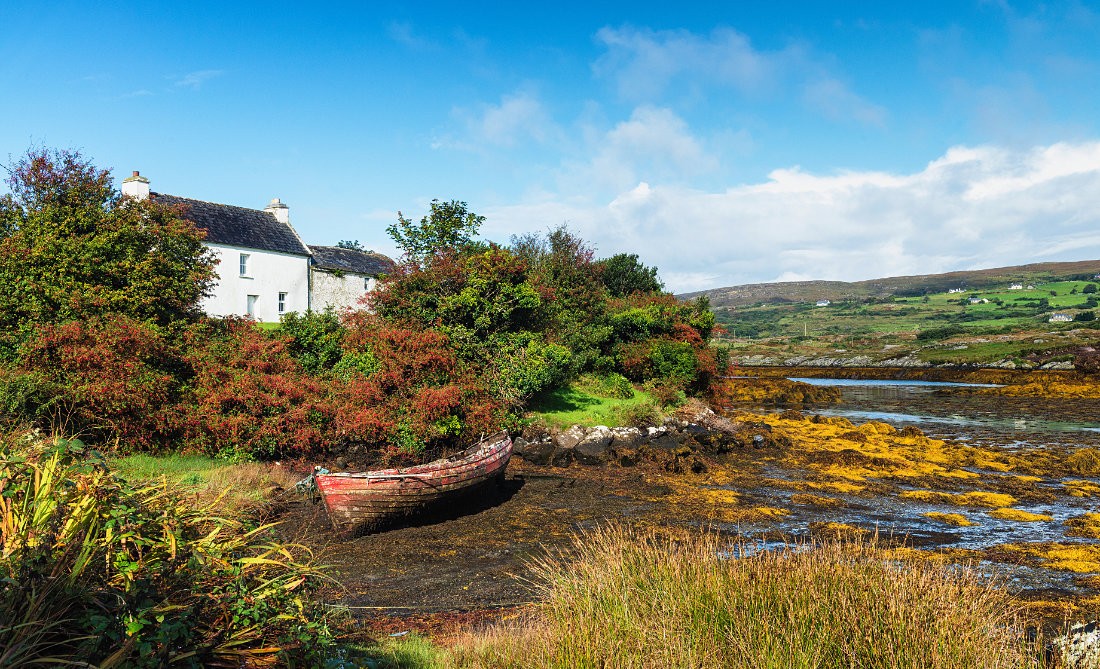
(311, 268), (377, 312)
(201, 243), (310, 322)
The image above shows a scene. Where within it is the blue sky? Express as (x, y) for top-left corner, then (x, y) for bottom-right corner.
(3, 1), (1100, 291)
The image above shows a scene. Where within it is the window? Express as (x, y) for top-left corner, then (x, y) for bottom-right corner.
(239, 253), (250, 277)
(246, 294), (258, 317)
(278, 292), (287, 314)
(364, 277), (370, 290)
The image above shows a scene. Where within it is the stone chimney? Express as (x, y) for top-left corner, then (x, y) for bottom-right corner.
(264, 197), (290, 224)
(121, 170), (150, 200)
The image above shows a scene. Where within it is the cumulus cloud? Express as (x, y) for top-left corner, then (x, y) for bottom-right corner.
(484, 141), (1100, 293)
(561, 106), (720, 194)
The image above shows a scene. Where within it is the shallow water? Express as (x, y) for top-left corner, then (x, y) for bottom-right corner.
(787, 377), (1100, 449)
(736, 378), (1100, 595)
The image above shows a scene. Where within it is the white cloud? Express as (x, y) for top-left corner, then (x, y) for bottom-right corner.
(484, 141), (1100, 293)
(435, 90), (559, 151)
(593, 26), (780, 100)
(173, 70), (224, 90)
(561, 106), (720, 194)
(592, 25), (884, 127)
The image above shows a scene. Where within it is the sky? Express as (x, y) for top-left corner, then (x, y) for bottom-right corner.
(3, 1), (1100, 292)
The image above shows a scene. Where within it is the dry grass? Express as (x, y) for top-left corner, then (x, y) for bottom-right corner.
(438, 525), (1041, 669)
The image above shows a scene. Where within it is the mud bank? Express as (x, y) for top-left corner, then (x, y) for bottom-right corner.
(281, 400), (1100, 636)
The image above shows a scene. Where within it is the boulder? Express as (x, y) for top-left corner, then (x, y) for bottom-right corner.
(553, 425), (587, 451)
(517, 437), (555, 465)
(609, 427), (644, 450)
(574, 426), (613, 465)
(642, 426), (684, 452)
(1051, 620), (1100, 669)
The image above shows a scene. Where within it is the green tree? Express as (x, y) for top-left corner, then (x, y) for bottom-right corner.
(387, 199), (484, 264)
(596, 253), (663, 297)
(0, 148), (216, 359)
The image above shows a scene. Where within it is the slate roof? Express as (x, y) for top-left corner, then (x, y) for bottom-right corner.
(309, 245), (396, 276)
(153, 193), (310, 256)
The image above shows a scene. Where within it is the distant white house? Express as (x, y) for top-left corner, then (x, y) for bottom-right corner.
(968, 297), (989, 305)
(1009, 283), (1024, 290)
(1049, 313), (1073, 322)
(947, 288), (965, 294)
(121, 171), (394, 322)
(815, 299), (831, 307)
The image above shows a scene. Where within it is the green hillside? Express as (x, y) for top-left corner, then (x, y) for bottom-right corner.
(698, 267), (1100, 367)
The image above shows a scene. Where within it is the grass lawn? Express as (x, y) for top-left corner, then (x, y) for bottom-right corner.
(527, 384), (658, 428)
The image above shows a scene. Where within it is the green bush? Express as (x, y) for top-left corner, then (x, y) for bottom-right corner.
(575, 373), (635, 400)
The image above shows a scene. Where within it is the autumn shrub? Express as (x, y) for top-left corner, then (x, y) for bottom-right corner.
(12, 316), (178, 449)
(334, 315), (504, 457)
(0, 435), (337, 667)
(180, 318), (333, 460)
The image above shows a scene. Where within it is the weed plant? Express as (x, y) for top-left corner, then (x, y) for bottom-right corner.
(0, 433), (336, 667)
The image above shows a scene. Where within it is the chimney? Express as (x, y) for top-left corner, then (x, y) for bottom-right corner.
(121, 170), (150, 200)
(264, 197), (290, 224)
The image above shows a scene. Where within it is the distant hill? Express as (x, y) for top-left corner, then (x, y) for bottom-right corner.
(679, 259), (1100, 307)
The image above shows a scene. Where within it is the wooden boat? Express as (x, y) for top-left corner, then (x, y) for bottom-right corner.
(314, 431), (512, 533)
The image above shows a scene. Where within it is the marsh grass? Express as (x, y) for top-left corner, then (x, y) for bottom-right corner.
(440, 525), (1041, 669)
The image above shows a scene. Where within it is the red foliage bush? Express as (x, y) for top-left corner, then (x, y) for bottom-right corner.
(16, 317), (176, 449)
(179, 319), (332, 459)
(334, 314), (503, 457)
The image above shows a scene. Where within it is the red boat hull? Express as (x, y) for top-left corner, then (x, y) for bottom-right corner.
(315, 432), (512, 533)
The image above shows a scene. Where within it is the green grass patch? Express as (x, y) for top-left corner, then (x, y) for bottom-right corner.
(528, 383), (657, 428)
(112, 453), (228, 487)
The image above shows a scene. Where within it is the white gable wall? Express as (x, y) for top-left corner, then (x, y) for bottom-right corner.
(311, 268), (377, 312)
(202, 242), (310, 322)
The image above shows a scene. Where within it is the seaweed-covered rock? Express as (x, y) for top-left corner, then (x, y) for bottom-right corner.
(574, 427), (613, 465)
(515, 437), (555, 465)
(1051, 620), (1100, 669)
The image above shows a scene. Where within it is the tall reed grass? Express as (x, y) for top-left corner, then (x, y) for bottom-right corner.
(447, 525), (1041, 669)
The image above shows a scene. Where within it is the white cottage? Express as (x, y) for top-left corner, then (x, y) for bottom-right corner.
(121, 171), (393, 321)
(309, 245), (395, 312)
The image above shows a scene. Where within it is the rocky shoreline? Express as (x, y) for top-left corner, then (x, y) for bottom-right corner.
(513, 403), (784, 473)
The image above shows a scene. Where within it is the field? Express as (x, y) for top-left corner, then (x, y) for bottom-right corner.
(714, 278), (1100, 366)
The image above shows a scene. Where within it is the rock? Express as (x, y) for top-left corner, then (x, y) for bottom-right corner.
(518, 438), (555, 465)
(553, 425), (587, 451)
(1051, 620), (1100, 669)
(511, 437), (530, 455)
(610, 427), (644, 450)
(574, 426), (612, 465)
(646, 428), (681, 452)
(551, 446), (575, 467)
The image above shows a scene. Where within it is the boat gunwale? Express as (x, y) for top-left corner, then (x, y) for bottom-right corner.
(315, 431), (511, 481)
